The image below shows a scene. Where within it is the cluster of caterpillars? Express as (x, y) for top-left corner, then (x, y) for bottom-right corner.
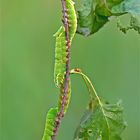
(42, 0), (77, 140)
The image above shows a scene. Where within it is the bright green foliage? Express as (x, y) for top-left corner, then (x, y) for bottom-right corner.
(54, 0), (77, 87)
(112, 0), (140, 34)
(74, 100), (126, 140)
(42, 107), (58, 140)
(75, 0), (123, 36)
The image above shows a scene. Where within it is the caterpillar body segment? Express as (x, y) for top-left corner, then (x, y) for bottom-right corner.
(42, 107), (58, 140)
(66, 0), (77, 40)
(54, 0), (77, 87)
(54, 27), (66, 87)
(53, 26), (63, 37)
(58, 82), (71, 114)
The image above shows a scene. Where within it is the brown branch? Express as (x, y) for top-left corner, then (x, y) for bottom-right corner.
(51, 0), (71, 139)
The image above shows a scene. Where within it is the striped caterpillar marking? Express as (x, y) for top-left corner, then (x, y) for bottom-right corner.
(54, 0), (77, 87)
(42, 108), (58, 140)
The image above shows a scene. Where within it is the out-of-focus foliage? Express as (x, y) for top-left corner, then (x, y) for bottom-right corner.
(112, 0), (140, 15)
(74, 100), (127, 140)
(112, 0), (140, 33)
(75, 0), (140, 36)
(75, 0), (123, 36)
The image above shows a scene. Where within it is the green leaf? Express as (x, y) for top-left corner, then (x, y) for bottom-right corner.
(112, 0), (140, 14)
(75, 0), (124, 36)
(74, 100), (127, 140)
(71, 69), (126, 140)
(75, 0), (140, 36)
(130, 15), (140, 34)
(112, 0), (140, 34)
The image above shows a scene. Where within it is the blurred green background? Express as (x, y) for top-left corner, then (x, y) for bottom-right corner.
(1, 0), (140, 140)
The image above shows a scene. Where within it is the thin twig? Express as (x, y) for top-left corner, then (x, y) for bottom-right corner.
(51, 0), (71, 139)
(70, 69), (111, 140)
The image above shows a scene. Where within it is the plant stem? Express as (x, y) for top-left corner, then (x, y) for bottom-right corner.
(51, 0), (71, 139)
(70, 69), (110, 139)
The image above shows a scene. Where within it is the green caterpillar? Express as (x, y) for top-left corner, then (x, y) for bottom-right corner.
(42, 1), (77, 139)
(58, 82), (71, 114)
(42, 107), (58, 140)
(42, 84), (71, 140)
(54, 27), (66, 87)
(54, 0), (77, 87)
